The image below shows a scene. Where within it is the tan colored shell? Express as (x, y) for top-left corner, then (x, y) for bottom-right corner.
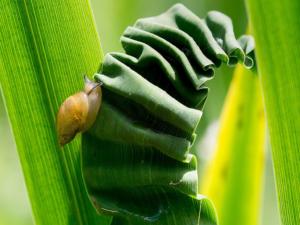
(56, 77), (102, 146)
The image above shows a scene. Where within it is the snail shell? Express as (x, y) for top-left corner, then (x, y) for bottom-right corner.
(56, 76), (102, 146)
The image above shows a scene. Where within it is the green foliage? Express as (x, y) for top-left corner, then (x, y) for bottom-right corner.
(246, 0), (300, 224)
(82, 4), (254, 225)
(0, 1), (110, 225)
(201, 65), (265, 225)
(90, 0), (248, 132)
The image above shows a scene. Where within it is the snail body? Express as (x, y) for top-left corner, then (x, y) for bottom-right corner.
(56, 76), (102, 146)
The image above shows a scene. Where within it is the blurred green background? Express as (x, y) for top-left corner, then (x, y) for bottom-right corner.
(0, 1), (280, 224)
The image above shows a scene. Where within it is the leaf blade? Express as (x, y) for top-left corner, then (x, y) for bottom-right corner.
(201, 65), (265, 225)
(246, 0), (300, 224)
(0, 1), (110, 224)
(82, 4), (255, 225)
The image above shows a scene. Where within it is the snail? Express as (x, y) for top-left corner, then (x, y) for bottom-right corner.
(56, 76), (102, 146)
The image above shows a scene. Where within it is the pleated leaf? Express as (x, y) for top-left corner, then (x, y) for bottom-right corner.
(82, 4), (255, 225)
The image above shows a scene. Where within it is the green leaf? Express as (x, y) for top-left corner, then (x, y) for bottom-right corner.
(0, 1), (110, 225)
(82, 4), (254, 225)
(246, 0), (300, 224)
(201, 64), (265, 225)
